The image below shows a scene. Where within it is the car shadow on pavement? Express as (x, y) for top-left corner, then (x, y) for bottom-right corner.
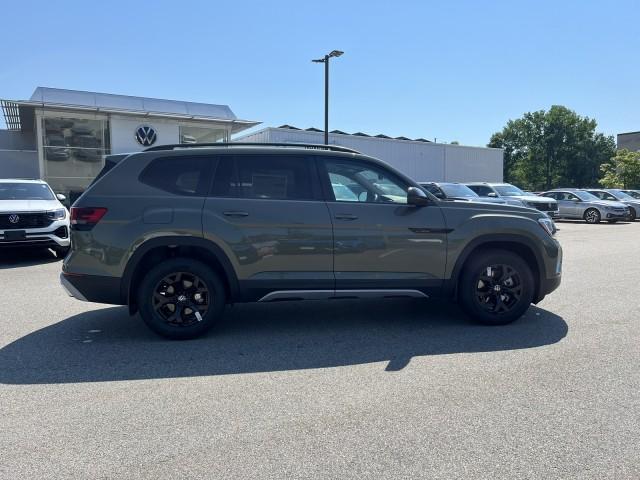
(0, 248), (60, 269)
(0, 299), (568, 385)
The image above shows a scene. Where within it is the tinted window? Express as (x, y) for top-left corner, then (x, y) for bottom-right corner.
(440, 184), (478, 198)
(211, 155), (315, 201)
(324, 159), (409, 204)
(542, 192), (558, 200)
(468, 185), (494, 197)
(494, 185), (526, 196)
(140, 156), (213, 196)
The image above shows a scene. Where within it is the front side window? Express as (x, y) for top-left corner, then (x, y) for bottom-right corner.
(0, 183), (54, 200)
(324, 159), (408, 204)
(468, 185), (494, 197)
(440, 184), (478, 198)
(139, 156), (213, 196)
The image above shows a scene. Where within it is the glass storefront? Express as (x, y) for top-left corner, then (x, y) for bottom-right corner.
(179, 125), (227, 144)
(42, 116), (110, 202)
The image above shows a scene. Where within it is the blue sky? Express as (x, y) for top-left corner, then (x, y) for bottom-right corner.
(1, 0), (638, 146)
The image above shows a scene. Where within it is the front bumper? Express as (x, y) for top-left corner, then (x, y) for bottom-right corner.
(0, 219), (70, 248)
(604, 210), (628, 220)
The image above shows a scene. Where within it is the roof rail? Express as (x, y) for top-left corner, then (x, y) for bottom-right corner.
(143, 142), (361, 154)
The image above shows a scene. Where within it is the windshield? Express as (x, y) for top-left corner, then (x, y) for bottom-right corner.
(440, 184), (478, 197)
(574, 190), (599, 201)
(609, 189), (633, 200)
(494, 185), (527, 196)
(0, 183), (55, 200)
(623, 190), (640, 199)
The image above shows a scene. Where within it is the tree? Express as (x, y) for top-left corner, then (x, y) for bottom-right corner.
(600, 149), (640, 189)
(488, 106), (615, 190)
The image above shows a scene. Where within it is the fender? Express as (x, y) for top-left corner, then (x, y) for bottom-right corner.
(120, 236), (240, 305)
(444, 233), (546, 301)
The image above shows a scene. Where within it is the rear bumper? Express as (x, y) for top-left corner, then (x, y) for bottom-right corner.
(60, 272), (124, 305)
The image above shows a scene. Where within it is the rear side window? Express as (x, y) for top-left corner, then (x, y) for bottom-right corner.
(211, 155), (316, 201)
(139, 156), (214, 196)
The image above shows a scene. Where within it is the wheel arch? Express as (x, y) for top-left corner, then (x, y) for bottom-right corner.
(446, 234), (545, 303)
(121, 236), (239, 314)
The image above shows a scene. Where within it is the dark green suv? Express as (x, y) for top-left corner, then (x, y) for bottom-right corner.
(61, 143), (562, 339)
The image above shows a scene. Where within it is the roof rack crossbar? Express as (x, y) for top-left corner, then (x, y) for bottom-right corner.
(143, 142), (361, 154)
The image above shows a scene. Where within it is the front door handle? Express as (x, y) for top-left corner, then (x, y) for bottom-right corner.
(223, 211), (249, 217)
(334, 213), (358, 221)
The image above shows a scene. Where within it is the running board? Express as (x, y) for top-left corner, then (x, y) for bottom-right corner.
(257, 289), (428, 302)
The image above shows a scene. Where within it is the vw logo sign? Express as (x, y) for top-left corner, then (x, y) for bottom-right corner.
(8, 214), (20, 224)
(135, 125), (157, 147)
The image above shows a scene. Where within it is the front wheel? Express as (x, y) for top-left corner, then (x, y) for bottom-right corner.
(138, 258), (226, 339)
(459, 249), (535, 325)
(583, 208), (601, 224)
(627, 207), (636, 222)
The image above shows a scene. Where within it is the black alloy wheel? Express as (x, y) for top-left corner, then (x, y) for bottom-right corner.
(153, 272), (210, 327)
(138, 258), (226, 339)
(473, 264), (522, 315)
(459, 249), (534, 325)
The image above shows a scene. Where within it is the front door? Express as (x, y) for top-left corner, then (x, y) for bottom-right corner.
(318, 157), (447, 293)
(202, 154), (334, 300)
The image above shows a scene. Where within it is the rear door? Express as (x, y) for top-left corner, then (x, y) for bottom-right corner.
(318, 156), (447, 293)
(202, 154), (334, 301)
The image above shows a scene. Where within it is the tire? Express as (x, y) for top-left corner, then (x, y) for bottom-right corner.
(583, 208), (601, 224)
(137, 258), (226, 339)
(627, 207), (636, 222)
(53, 245), (70, 258)
(459, 249), (535, 326)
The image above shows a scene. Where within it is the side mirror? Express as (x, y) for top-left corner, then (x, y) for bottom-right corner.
(571, 198), (580, 202)
(56, 193), (67, 202)
(407, 186), (430, 206)
(487, 192), (498, 198)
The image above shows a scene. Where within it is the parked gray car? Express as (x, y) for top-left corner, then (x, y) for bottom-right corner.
(419, 182), (506, 204)
(584, 189), (640, 221)
(465, 182), (560, 219)
(540, 189), (629, 224)
(61, 143), (562, 339)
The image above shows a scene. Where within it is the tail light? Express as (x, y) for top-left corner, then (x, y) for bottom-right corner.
(70, 207), (108, 230)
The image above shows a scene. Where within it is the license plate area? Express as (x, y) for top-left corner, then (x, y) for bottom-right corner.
(4, 230), (27, 241)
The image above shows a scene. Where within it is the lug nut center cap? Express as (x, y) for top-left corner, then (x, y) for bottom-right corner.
(493, 285), (502, 292)
(177, 294), (188, 303)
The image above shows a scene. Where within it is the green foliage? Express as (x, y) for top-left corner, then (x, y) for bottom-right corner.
(599, 149), (640, 188)
(488, 106), (616, 190)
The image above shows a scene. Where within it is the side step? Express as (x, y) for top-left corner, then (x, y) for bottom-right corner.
(257, 289), (428, 302)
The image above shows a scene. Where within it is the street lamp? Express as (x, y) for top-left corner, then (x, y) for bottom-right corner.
(312, 50), (344, 145)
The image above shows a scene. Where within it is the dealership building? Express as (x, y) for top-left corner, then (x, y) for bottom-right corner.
(1, 87), (503, 200)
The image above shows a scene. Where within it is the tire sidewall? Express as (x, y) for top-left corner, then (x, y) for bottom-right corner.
(138, 258), (226, 339)
(459, 250), (535, 325)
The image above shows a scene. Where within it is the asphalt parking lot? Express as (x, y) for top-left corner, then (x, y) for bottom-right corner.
(1, 221), (639, 479)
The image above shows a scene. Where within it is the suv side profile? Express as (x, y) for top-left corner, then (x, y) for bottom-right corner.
(61, 144), (562, 339)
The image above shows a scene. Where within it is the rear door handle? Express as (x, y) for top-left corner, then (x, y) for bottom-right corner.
(334, 213), (358, 221)
(223, 211), (249, 217)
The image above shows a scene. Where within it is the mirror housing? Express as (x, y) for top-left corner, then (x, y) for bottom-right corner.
(56, 193), (67, 202)
(407, 186), (430, 206)
(571, 197), (580, 202)
(487, 192), (498, 198)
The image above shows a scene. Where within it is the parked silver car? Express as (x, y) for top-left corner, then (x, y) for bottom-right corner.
(419, 182), (507, 204)
(620, 189), (640, 200)
(540, 189), (629, 224)
(465, 182), (559, 218)
(584, 189), (640, 221)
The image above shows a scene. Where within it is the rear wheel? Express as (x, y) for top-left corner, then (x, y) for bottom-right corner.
(138, 258), (226, 339)
(459, 250), (535, 325)
(583, 208), (601, 224)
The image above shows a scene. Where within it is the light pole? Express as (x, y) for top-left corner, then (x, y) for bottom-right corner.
(312, 50), (343, 145)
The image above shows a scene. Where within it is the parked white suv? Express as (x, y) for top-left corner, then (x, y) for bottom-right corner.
(0, 179), (71, 257)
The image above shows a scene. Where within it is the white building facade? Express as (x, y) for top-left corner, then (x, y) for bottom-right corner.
(235, 126), (503, 183)
(0, 87), (258, 201)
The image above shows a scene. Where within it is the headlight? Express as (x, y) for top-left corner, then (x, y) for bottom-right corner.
(47, 208), (66, 220)
(538, 217), (555, 236)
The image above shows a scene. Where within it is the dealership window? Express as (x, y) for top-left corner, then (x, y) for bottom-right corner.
(41, 116), (110, 202)
(179, 125), (228, 144)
